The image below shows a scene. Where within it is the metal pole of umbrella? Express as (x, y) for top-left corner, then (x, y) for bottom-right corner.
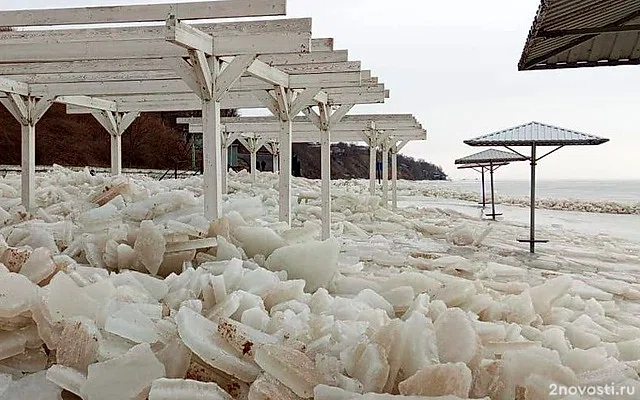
(529, 143), (537, 253)
(489, 162), (496, 221)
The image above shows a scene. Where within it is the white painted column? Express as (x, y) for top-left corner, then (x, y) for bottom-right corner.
(279, 119), (292, 225)
(250, 149), (258, 184)
(21, 123), (36, 210)
(320, 128), (331, 240)
(382, 144), (389, 207)
(110, 133), (122, 175)
(202, 99), (223, 220)
(369, 142), (376, 195)
(273, 152), (279, 173)
(392, 150), (398, 210)
(221, 142), (229, 194)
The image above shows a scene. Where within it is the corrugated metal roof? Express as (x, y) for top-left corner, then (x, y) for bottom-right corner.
(454, 149), (527, 165)
(464, 121), (609, 147)
(519, 0), (640, 70)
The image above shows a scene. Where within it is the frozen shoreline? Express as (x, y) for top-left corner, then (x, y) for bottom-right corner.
(1, 169), (639, 399)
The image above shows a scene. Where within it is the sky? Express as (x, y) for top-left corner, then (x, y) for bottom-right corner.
(3, 0), (640, 181)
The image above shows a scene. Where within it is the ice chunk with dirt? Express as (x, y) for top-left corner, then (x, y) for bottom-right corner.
(217, 317), (278, 359)
(398, 362), (472, 397)
(265, 239), (339, 293)
(19, 247), (57, 284)
(176, 306), (260, 382)
(254, 343), (327, 398)
(81, 343), (165, 400)
(56, 317), (101, 373)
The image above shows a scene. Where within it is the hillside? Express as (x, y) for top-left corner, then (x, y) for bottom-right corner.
(0, 105), (446, 180)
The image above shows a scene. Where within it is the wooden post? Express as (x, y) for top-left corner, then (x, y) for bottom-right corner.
(391, 150), (398, 210)
(110, 133), (122, 175)
(369, 140), (376, 195)
(221, 141), (229, 193)
(21, 122), (36, 209)
(1, 94), (53, 211)
(382, 143), (389, 207)
(250, 149), (258, 183)
(92, 111), (138, 176)
(202, 96), (223, 220)
(480, 167), (486, 208)
(279, 119), (292, 225)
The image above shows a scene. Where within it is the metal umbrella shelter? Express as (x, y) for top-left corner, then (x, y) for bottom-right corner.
(464, 122), (609, 253)
(454, 149), (526, 220)
(518, 1), (640, 71)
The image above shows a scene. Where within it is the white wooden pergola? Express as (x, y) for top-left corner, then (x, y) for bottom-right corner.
(177, 115), (427, 239)
(0, 0), (393, 231)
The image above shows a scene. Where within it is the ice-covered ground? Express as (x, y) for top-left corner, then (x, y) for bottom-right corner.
(1, 166), (639, 400)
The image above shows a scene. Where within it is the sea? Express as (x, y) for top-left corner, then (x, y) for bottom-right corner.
(398, 180), (640, 244)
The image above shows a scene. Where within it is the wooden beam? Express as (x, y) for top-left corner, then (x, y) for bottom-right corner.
(252, 90), (280, 117)
(189, 51), (214, 100)
(167, 57), (204, 97)
(289, 88), (322, 117)
(55, 96), (117, 112)
(303, 107), (322, 130)
(166, 15), (214, 55)
(216, 54), (257, 101)
(245, 59), (289, 88)
(0, 0), (287, 27)
(273, 86), (290, 122)
(329, 104), (354, 127)
(0, 77), (29, 96)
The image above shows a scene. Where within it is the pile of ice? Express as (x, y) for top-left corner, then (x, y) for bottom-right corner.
(0, 166), (639, 400)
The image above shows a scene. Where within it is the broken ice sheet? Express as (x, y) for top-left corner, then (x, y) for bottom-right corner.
(254, 343), (328, 398)
(148, 378), (232, 400)
(0, 272), (38, 319)
(176, 306), (260, 382)
(81, 343), (165, 400)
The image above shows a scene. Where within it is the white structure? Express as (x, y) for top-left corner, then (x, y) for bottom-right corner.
(178, 115), (427, 239)
(0, 1), (386, 224)
(0, 0), (429, 240)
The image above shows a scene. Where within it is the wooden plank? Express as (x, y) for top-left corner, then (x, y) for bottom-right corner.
(258, 50), (348, 65)
(216, 54), (257, 101)
(63, 86), (388, 112)
(289, 88), (322, 117)
(166, 16), (214, 55)
(0, 34), (310, 62)
(0, 77), (29, 96)
(245, 59), (289, 88)
(0, 19), (311, 44)
(189, 50), (214, 100)
(0, 0), (286, 27)
(311, 38), (334, 52)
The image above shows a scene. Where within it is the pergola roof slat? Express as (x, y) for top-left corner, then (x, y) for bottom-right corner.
(0, 0), (287, 27)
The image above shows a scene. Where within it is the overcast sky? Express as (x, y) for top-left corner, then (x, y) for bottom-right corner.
(3, 0), (640, 181)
